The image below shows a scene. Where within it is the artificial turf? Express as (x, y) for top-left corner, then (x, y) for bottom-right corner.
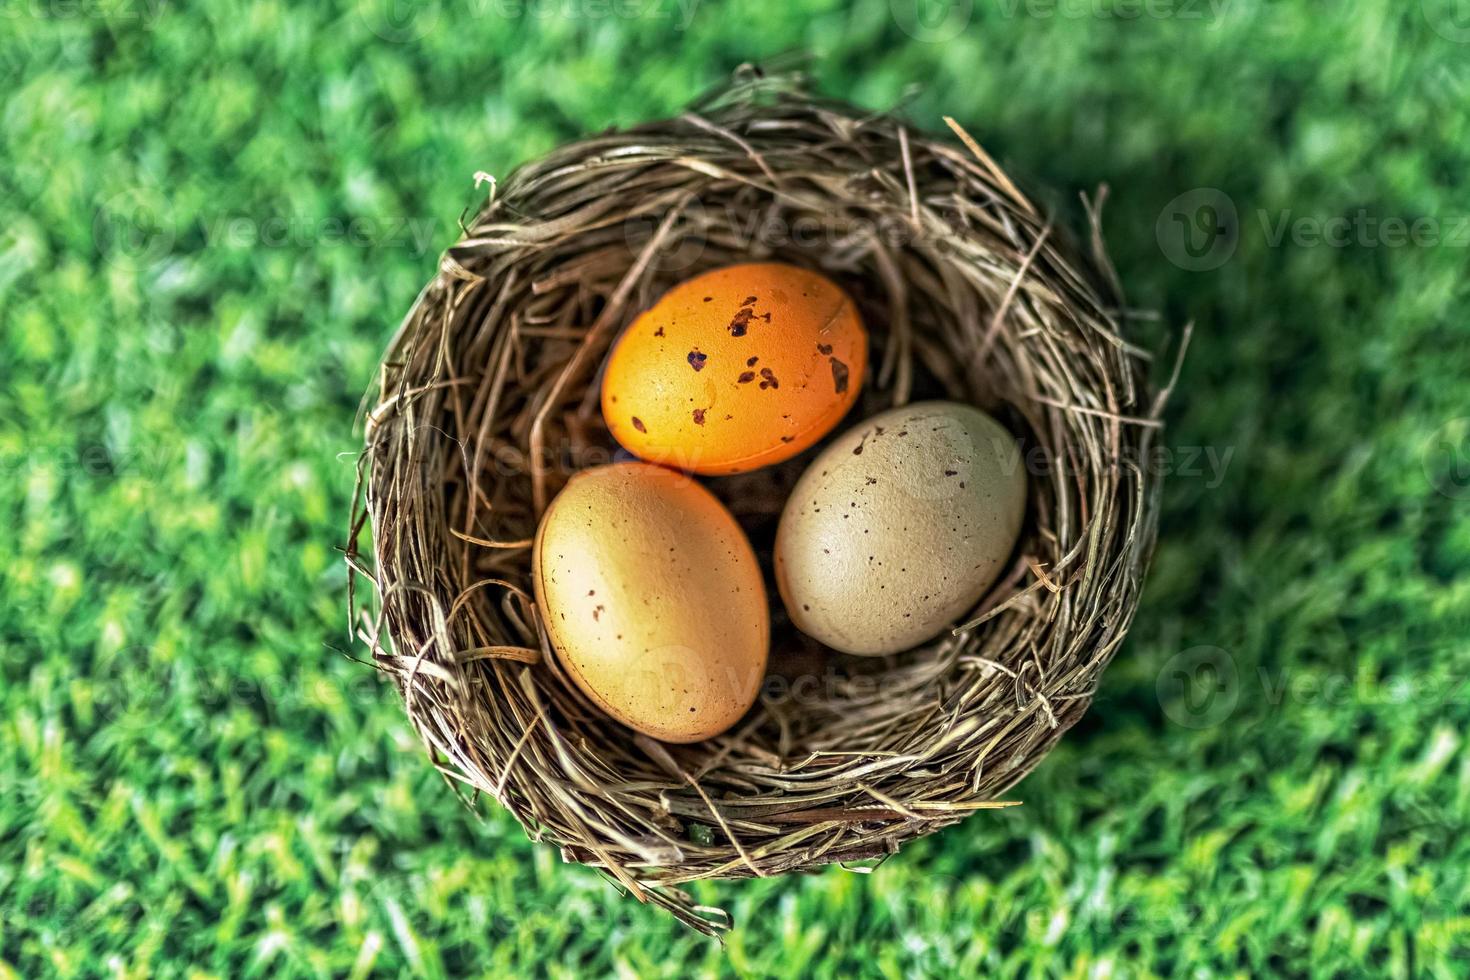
(3, 0), (1469, 975)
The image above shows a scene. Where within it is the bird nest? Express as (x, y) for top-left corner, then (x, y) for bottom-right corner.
(346, 69), (1174, 934)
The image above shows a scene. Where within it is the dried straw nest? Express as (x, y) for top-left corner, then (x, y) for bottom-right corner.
(347, 69), (1176, 934)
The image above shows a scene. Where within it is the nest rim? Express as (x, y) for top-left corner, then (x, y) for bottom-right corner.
(347, 68), (1173, 935)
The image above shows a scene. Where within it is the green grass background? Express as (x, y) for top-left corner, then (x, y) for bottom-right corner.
(4, 0), (1469, 975)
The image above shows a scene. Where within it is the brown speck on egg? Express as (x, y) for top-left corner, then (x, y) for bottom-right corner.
(592, 604), (605, 621)
(632, 417), (646, 433)
(828, 356), (850, 394)
(692, 408), (706, 425)
(746, 355), (759, 366)
(727, 305), (770, 338)
(758, 368), (780, 390)
(944, 470), (958, 476)
(653, 326), (665, 337)
(736, 371), (756, 384)
(780, 435), (795, 443)
(816, 342), (833, 355)
(687, 349), (707, 371)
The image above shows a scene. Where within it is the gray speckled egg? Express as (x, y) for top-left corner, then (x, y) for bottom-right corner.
(774, 401), (1027, 656)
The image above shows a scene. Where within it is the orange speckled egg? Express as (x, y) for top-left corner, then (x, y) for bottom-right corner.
(601, 263), (867, 475)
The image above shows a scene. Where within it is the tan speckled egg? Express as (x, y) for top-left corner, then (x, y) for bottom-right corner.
(532, 462), (769, 742)
(774, 402), (1027, 656)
